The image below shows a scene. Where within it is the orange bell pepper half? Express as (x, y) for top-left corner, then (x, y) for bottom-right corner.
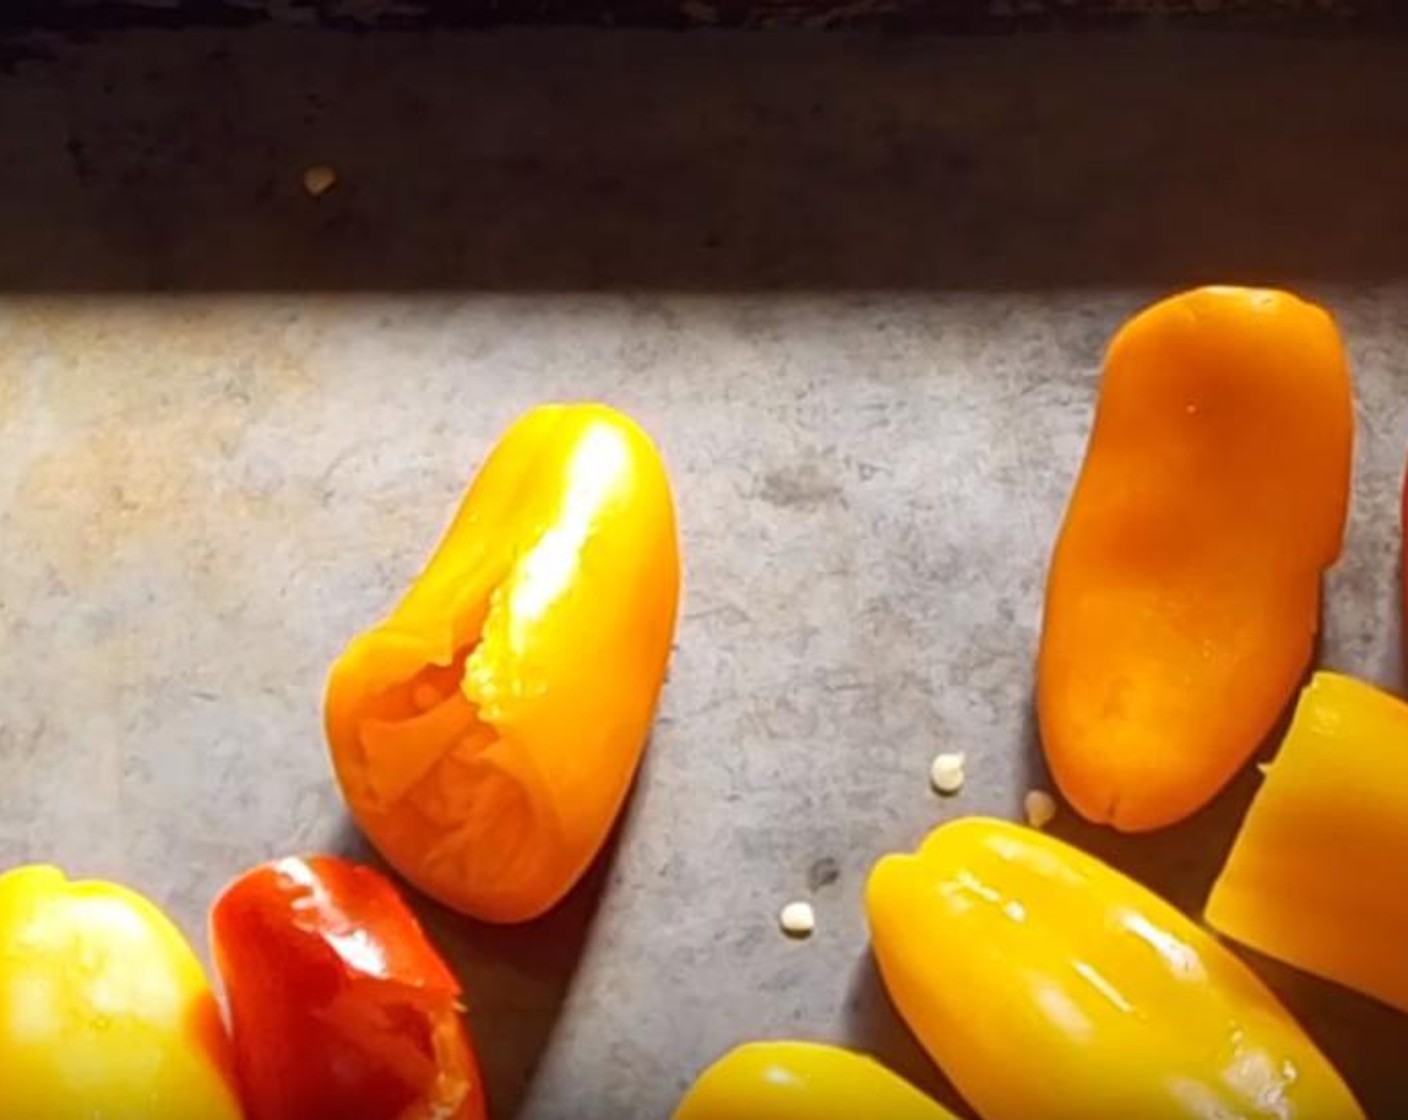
(212, 855), (487, 1120)
(1207, 672), (1408, 1014)
(326, 403), (680, 922)
(1038, 286), (1352, 831)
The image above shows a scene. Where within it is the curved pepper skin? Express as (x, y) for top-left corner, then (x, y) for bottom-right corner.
(326, 403), (680, 922)
(867, 818), (1364, 1120)
(670, 1041), (959, 1120)
(212, 855), (486, 1120)
(1039, 286), (1352, 831)
(0, 865), (243, 1120)
(1207, 672), (1408, 1014)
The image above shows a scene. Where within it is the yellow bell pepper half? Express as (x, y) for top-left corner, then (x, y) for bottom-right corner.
(671, 1041), (959, 1120)
(326, 403), (680, 923)
(0, 865), (243, 1120)
(867, 818), (1363, 1120)
(1207, 671), (1408, 1014)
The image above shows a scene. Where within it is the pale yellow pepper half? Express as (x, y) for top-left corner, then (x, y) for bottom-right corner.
(867, 818), (1363, 1120)
(0, 865), (244, 1120)
(1207, 671), (1408, 1013)
(671, 1041), (960, 1120)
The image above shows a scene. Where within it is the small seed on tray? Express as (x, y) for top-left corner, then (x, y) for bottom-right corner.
(930, 751), (966, 795)
(778, 900), (815, 939)
(1024, 789), (1058, 829)
(303, 165), (338, 197)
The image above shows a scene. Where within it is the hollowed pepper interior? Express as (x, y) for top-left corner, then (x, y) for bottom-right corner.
(326, 404), (680, 923)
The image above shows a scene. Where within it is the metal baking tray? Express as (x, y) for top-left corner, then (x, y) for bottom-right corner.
(1, 23), (1405, 1119)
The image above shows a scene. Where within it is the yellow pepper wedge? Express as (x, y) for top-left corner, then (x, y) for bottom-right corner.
(1207, 671), (1408, 1014)
(671, 1041), (959, 1120)
(326, 403), (680, 922)
(867, 818), (1363, 1120)
(0, 865), (243, 1120)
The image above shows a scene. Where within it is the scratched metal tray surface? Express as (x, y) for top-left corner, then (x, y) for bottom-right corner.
(1, 25), (1408, 1120)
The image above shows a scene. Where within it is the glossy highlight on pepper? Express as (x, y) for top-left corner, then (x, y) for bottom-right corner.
(326, 403), (680, 922)
(1207, 672), (1408, 1014)
(212, 855), (486, 1120)
(1039, 286), (1353, 831)
(866, 817), (1364, 1120)
(671, 1041), (959, 1120)
(0, 865), (243, 1120)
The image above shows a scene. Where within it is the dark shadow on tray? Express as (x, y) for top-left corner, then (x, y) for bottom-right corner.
(841, 952), (976, 1118)
(11, 2), (1408, 35)
(1018, 602), (1325, 916)
(326, 814), (382, 867)
(326, 750), (651, 1118)
(2, 28), (1408, 292)
(1398, 533), (1406, 694)
(1023, 716), (1266, 917)
(415, 827), (622, 1120)
(1225, 947), (1408, 1120)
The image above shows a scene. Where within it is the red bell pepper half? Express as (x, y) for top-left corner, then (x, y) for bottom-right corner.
(212, 855), (487, 1120)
